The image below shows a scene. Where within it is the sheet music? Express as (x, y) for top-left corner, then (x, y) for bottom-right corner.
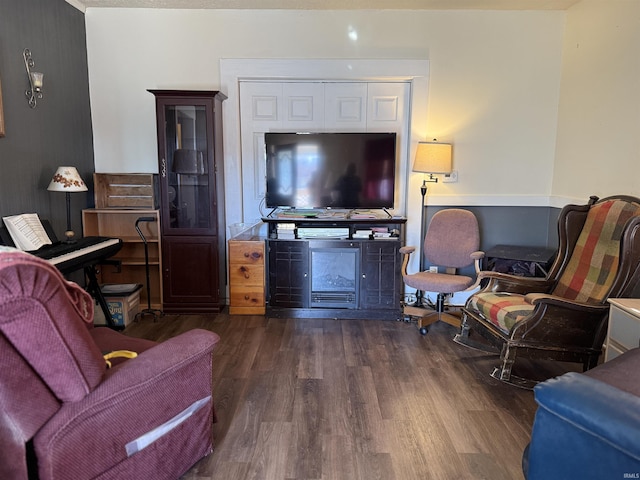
(2, 213), (52, 251)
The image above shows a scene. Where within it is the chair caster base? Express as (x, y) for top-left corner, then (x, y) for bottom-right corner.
(419, 327), (428, 335)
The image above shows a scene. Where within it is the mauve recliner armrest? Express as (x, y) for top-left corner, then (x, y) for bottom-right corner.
(34, 329), (220, 480)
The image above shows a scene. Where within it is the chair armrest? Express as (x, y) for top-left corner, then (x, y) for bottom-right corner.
(477, 270), (554, 294)
(399, 246), (416, 255)
(524, 293), (608, 313)
(470, 250), (485, 260)
(400, 246), (417, 278)
(34, 329), (220, 480)
(470, 251), (485, 276)
(526, 372), (640, 479)
(510, 295), (608, 345)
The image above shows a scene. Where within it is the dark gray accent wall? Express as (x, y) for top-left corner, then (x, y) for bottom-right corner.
(425, 205), (560, 251)
(423, 205), (564, 276)
(0, 0), (94, 240)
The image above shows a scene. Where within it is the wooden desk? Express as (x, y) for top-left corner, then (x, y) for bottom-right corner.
(485, 244), (556, 277)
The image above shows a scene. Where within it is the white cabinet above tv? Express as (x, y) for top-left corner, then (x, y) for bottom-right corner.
(239, 81), (410, 222)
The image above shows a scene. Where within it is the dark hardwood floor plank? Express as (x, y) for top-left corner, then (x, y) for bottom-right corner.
(353, 452), (395, 480)
(287, 378), (323, 479)
(213, 370), (272, 463)
(341, 320), (372, 367)
(319, 329), (352, 437)
(246, 422), (293, 480)
(321, 435), (358, 480)
(121, 313), (575, 480)
(220, 322), (265, 380)
(345, 366), (389, 454)
(294, 326), (324, 380)
(251, 317), (288, 373)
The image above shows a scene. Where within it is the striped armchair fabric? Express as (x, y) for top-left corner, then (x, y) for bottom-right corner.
(553, 199), (640, 302)
(470, 198), (640, 333)
(455, 195), (640, 388)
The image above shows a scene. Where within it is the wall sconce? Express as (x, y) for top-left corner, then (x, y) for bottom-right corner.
(23, 48), (44, 108)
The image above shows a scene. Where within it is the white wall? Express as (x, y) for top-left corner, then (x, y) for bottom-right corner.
(552, 0), (640, 205)
(85, 9), (565, 228)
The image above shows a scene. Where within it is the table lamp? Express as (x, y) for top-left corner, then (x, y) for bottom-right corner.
(47, 166), (88, 243)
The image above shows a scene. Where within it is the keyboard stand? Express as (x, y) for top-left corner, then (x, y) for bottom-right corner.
(85, 260), (123, 330)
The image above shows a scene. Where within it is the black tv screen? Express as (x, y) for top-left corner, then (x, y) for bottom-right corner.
(265, 132), (396, 210)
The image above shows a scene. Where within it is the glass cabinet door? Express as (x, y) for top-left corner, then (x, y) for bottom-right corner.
(161, 102), (213, 232)
(151, 90), (227, 314)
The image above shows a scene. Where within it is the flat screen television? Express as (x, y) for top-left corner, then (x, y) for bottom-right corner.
(265, 132), (396, 210)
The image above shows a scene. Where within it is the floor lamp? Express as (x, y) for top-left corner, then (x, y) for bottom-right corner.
(411, 140), (452, 306)
(47, 166), (88, 244)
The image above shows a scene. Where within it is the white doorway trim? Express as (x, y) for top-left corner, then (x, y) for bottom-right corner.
(220, 58), (430, 229)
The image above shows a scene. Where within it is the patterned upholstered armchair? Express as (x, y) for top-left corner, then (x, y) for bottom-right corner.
(454, 195), (640, 388)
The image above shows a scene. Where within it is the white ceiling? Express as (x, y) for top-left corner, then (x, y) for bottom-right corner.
(71, 0), (581, 10)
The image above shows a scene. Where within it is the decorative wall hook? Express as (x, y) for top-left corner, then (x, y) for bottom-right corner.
(23, 49), (44, 108)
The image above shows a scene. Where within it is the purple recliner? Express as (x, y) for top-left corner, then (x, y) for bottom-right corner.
(0, 250), (220, 480)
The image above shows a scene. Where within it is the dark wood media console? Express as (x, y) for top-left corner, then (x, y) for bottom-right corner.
(262, 215), (407, 320)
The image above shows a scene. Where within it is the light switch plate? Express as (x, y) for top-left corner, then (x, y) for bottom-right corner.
(443, 170), (458, 183)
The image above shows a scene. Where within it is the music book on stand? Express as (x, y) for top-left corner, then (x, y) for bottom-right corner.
(2, 213), (52, 251)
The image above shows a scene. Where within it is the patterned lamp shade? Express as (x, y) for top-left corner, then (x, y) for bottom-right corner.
(47, 166), (88, 192)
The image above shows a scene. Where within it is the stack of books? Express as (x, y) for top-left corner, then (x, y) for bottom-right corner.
(372, 226), (392, 239)
(353, 229), (373, 239)
(276, 223), (296, 239)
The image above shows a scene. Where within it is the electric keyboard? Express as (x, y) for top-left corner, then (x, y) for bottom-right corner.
(0, 227), (124, 329)
(33, 237), (123, 275)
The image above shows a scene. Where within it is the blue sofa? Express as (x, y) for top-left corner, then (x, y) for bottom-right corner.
(524, 348), (640, 479)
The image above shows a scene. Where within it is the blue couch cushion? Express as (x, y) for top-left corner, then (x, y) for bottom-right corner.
(526, 371), (640, 480)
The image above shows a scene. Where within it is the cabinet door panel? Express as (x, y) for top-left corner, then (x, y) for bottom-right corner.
(361, 241), (401, 309)
(325, 83), (367, 128)
(158, 101), (218, 235)
(162, 236), (219, 309)
(268, 240), (309, 308)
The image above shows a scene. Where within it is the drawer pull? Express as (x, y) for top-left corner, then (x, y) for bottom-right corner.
(239, 266), (250, 279)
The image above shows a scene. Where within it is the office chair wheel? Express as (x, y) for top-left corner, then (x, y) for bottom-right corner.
(419, 327), (429, 336)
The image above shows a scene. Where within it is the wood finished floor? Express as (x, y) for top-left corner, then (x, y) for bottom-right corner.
(124, 313), (578, 480)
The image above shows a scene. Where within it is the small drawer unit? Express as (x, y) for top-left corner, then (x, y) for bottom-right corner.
(605, 298), (640, 362)
(228, 239), (265, 315)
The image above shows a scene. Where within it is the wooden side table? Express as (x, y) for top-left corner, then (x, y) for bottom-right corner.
(228, 238), (265, 315)
(605, 298), (640, 362)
